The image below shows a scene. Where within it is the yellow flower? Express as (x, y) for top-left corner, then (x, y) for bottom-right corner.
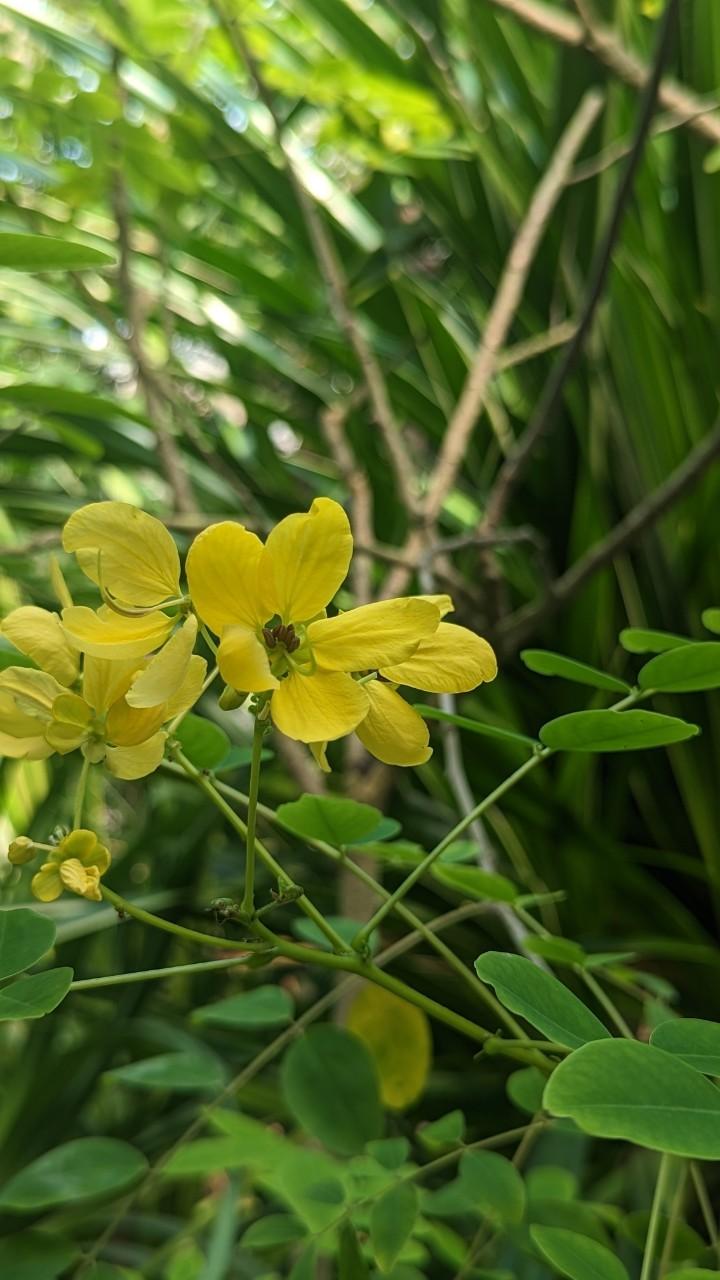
(186, 497), (444, 744)
(60, 501), (188, 672)
(30, 829), (110, 903)
(0, 615), (206, 779)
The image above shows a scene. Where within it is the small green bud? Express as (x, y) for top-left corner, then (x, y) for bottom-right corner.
(219, 685), (248, 711)
(7, 836), (37, 866)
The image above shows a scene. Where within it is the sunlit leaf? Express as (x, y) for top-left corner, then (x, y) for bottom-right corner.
(0, 233), (116, 272)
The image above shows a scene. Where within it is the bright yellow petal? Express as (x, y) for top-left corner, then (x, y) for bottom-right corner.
(49, 554), (74, 610)
(186, 522), (265, 633)
(59, 858), (102, 901)
(63, 501), (180, 607)
(261, 497), (352, 623)
(106, 698), (166, 747)
(217, 626), (278, 693)
(106, 731), (167, 780)
(163, 654), (207, 721)
(82, 655), (143, 713)
(0, 729), (53, 760)
(419, 593), (454, 618)
(356, 681), (432, 766)
(271, 670), (368, 743)
(1, 606), (79, 686)
(62, 606), (175, 660)
(0, 668), (65, 725)
(380, 621), (497, 693)
(309, 598), (440, 672)
(309, 741), (331, 773)
(125, 615), (197, 708)
(61, 829), (98, 860)
(31, 863), (63, 902)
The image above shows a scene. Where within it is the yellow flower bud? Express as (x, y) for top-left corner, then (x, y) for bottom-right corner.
(7, 836), (37, 866)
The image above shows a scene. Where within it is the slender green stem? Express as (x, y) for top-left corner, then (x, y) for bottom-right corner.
(484, 1036), (570, 1056)
(690, 1162), (719, 1260)
(159, 758), (525, 1034)
(640, 1154), (674, 1280)
(579, 967), (634, 1039)
(241, 716), (265, 917)
(69, 955), (255, 990)
(100, 886), (267, 954)
(352, 751), (548, 951)
(170, 748), (352, 955)
(658, 1161), (686, 1278)
(73, 755), (91, 829)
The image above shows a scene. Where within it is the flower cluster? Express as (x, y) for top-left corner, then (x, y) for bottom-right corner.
(8, 829), (111, 903)
(0, 497), (497, 773)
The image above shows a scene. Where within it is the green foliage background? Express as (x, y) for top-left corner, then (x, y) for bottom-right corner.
(3, 0), (720, 1276)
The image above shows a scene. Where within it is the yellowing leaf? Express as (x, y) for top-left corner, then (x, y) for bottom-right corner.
(346, 985), (431, 1110)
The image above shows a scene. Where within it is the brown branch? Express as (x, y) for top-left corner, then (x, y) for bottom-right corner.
(213, 0), (419, 518)
(487, 0), (720, 145)
(483, 0), (680, 533)
(424, 89), (604, 526)
(321, 393), (374, 605)
(497, 417), (720, 653)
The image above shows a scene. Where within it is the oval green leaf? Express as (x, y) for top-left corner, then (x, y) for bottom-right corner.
(521, 650), (630, 693)
(0, 968), (73, 1021)
(0, 908), (56, 981)
(369, 1182), (418, 1272)
(702, 609), (720, 634)
(544, 1040), (720, 1157)
(105, 1051), (227, 1093)
(243, 1214), (306, 1249)
(415, 705), (538, 749)
(650, 1019), (720, 1075)
(539, 709), (699, 752)
(619, 628), (691, 654)
(458, 1150), (525, 1224)
(192, 984), (294, 1029)
(531, 1225), (629, 1280)
(474, 953), (610, 1049)
(0, 233), (116, 272)
(0, 1138), (148, 1211)
(0, 1230), (76, 1279)
(277, 795), (382, 845)
(281, 1026), (383, 1156)
(175, 713), (231, 769)
(638, 642), (720, 692)
(432, 863), (518, 903)
(507, 1066), (547, 1115)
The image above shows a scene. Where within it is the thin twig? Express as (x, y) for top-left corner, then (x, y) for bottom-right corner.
(483, 0), (680, 533)
(497, 417), (720, 653)
(486, 0), (720, 145)
(424, 89), (604, 525)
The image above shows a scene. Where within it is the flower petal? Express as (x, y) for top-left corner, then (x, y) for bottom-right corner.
(271, 670), (368, 743)
(380, 621), (497, 693)
(0, 668), (66, 726)
(59, 858), (102, 901)
(62, 606), (175, 660)
(106, 698), (166, 747)
(2, 606), (79, 686)
(419, 593), (454, 618)
(0, 730), (53, 760)
(31, 863), (63, 902)
(106, 731), (167, 780)
(82, 656), (143, 713)
(63, 501), (180, 607)
(309, 598), (440, 672)
(186, 521), (266, 632)
(126, 615), (197, 708)
(163, 654), (207, 721)
(217, 626), (278, 693)
(262, 498), (352, 623)
(356, 681), (432, 766)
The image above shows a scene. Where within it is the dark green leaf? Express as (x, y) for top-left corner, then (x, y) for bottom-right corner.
(531, 1225), (629, 1280)
(192, 985), (294, 1029)
(174, 714), (231, 769)
(0, 908), (56, 981)
(277, 795), (382, 845)
(0, 968), (73, 1021)
(105, 1051), (227, 1093)
(418, 1110), (465, 1149)
(619, 629), (692, 653)
(539, 709), (699, 751)
(639, 642), (720, 692)
(474, 953), (610, 1048)
(369, 1182), (418, 1272)
(457, 1150), (525, 1224)
(338, 1221), (369, 1279)
(650, 1019), (720, 1075)
(0, 1138), (148, 1211)
(506, 1067), (547, 1115)
(281, 1026), (383, 1155)
(521, 650), (630, 693)
(0, 1231), (76, 1280)
(431, 863), (518, 902)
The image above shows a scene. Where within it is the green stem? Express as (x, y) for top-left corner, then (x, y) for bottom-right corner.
(69, 955), (255, 990)
(579, 967), (634, 1039)
(640, 1154), (674, 1280)
(658, 1161), (686, 1278)
(159, 760), (525, 1034)
(73, 755), (91, 829)
(241, 716), (265, 918)
(170, 748), (352, 956)
(100, 886), (268, 954)
(690, 1162), (719, 1260)
(352, 750), (548, 952)
(484, 1036), (570, 1056)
